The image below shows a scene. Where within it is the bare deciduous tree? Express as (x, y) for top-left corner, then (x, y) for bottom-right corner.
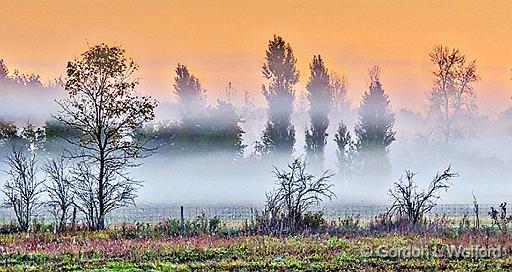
(72, 159), (142, 229)
(56, 44), (157, 229)
(330, 72), (350, 115)
(388, 166), (458, 227)
(261, 158), (335, 233)
(71, 161), (98, 229)
(427, 45), (479, 141)
(43, 156), (74, 232)
(2, 145), (44, 231)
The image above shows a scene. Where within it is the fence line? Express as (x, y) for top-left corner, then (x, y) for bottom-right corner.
(0, 203), (499, 224)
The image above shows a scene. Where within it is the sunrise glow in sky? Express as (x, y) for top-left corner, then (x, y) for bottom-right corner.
(1, 0), (512, 117)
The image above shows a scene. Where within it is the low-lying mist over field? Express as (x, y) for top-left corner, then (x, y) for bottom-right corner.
(133, 118), (512, 206)
(0, 41), (511, 210)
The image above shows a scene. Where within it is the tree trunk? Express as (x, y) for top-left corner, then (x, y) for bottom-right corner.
(59, 212), (66, 232)
(98, 148), (106, 230)
(97, 214), (105, 230)
(71, 206), (77, 231)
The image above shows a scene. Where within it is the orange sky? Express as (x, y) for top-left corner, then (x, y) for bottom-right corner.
(1, 0), (511, 117)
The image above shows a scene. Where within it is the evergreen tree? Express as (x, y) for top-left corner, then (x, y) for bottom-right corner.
(304, 55), (331, 167)
(334, 121), (356, 177)
(167, 71), (245, 158)
(353, 66), (395, 181)
(173, 63), (206, 123)
(258, 35), (299, 155)
(354, 66), (395, 152)
(209, 100), (246, 158)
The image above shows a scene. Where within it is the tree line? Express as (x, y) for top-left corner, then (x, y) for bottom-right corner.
(0, 35), (493, 231)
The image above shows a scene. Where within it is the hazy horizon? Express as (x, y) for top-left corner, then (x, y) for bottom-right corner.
(1, 0), (512, 117)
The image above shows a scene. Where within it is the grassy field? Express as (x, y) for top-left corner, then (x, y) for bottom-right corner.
(0, 229), (512, 271)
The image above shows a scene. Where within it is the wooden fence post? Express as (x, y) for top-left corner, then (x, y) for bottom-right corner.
(179, 206), (184, 235)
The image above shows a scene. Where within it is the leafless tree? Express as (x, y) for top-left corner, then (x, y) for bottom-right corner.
(224, 82), (237, 102)
(388, 166), (458, 227)
(43, 156), (74, 232)
(263, 158), (335, 233)
(71, 161), (98, 229)
(427, 45), (479, 141)
(55, 44), (157, 229)
(2, 145), (44, 231)
(71, 160), (141, 229)
(330, 72), (350, 115)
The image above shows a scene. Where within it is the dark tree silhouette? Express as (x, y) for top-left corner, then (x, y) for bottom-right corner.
(355, 66), (395, 152)
(162, 71), (245, 158)
(160, 99), (246, 158)
(56, 44), (157, 230)
(209, 100), (246, 157)
(43, 156), (74, 232)
(334, 121), (356, 177)
(388, 166), (458, 227)
(258, 35), (299, 155)
(427, 45), (479, 141)
(0, 59), (44, 87)
(259, 158), (335, 233)
(304, 55), (331, 167)
(0, 119), (17, 140)
(2, 145), (44, 232)
(0, 59), (9, 81)
(173, 63), (206, 123)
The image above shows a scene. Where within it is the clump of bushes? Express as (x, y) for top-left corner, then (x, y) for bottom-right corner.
(116, 214), (228, 239)
(303, 211), (326, 230)
(489, 202), (512, 231)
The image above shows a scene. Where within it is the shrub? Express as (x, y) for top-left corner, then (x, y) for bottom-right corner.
(303, 211), (326, 231)
(257, 158), (335, 234)
(388, 166), (458, 227)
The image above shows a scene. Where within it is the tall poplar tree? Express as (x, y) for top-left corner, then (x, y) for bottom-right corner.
(304, 55), (331, 167)
(258, 35), (299, 155)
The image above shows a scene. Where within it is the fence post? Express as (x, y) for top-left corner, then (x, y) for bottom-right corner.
(179, 206), (185, 235)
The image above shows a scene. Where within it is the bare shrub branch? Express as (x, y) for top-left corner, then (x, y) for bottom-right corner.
(388, 166), (458, 227)
(258, 158), (335, 233)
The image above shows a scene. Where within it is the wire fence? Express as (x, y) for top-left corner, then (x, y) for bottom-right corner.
(107, 204), (499, 223)
(0, 203), (497, 225)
